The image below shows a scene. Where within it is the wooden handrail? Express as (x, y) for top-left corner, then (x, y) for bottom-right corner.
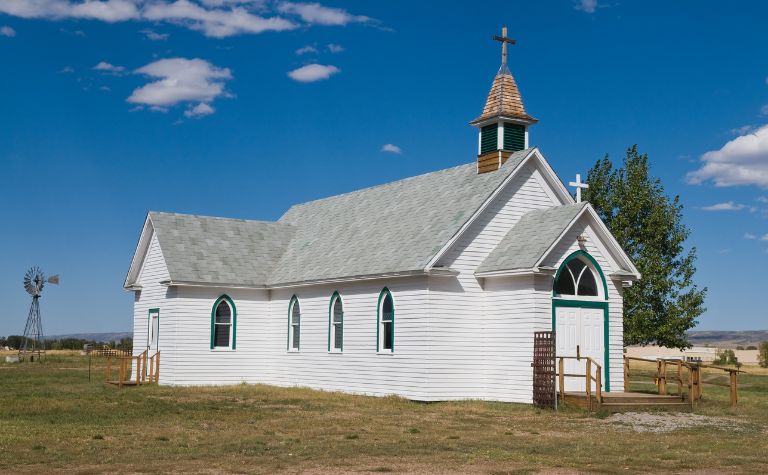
(556, 356), (603, 409)
(103, 350), (160, 388)
(623, 355), (743, 406)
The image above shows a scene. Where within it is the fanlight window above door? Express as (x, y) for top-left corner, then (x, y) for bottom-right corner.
(554, 258), (598, 297)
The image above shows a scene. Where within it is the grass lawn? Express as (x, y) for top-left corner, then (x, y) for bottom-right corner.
(1, 351), (766, 474)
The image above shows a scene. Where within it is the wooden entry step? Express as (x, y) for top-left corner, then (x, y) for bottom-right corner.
(562, 391), (691, 412)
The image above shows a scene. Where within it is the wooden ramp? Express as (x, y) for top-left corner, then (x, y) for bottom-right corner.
(562, 391), (691, 412)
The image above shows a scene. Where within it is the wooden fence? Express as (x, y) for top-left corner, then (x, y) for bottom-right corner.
(104, 350), (160, 388)
(623, 356), (743, 406)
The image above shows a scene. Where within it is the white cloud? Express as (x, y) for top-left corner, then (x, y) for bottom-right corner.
(142, 0), (296, 38)
(277, 2), (368, 25)
(295, 44), (318, 55)
(380, 143), (402, 154)
(0, 0), (298, 38)
(700, 201), (747, 211)
(59, 65), (74, 73)
(731, 124), (755, 135)
(128, 58), (232, 117)
(327, 43), (343, 53)
(761, 104), (768, 117)
(92, 61), (126, 74)
(744, 233), (757, 240)
(574, 0), (598, 13)
(757, 196), (768, 204)
(686, 124), (768, 188)
(0, 25), (15, 37)
(140, 28), (169, 41)
(287, 63), (339, 82)
(0, 0), (141, 22)
(184, 102), (215, 117)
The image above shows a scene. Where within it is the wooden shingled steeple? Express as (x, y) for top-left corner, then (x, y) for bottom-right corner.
(472, 27), (537, 174)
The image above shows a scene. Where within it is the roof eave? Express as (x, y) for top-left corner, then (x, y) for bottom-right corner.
(469, 113), (538, 126)
(160, 280), (269, 290)
(268, 269), (438, 289)
(475, 266), (556, 278)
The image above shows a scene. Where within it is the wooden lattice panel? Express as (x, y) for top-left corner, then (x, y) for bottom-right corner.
(533, 331), (556, 409)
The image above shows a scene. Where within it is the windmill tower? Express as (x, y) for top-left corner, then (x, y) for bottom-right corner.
(19, 267), (59, 362)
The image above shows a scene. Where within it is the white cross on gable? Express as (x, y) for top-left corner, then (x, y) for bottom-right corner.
(569, 173), (589, 203)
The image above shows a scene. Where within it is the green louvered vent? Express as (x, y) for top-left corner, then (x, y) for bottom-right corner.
(503, 123), (526, 152)
(480, 125), (498, 154)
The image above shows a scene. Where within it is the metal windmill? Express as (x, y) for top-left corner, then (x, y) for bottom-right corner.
(19, 267), (59, 361)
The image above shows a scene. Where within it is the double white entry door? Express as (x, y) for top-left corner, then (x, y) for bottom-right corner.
(555, 304), (604, 393)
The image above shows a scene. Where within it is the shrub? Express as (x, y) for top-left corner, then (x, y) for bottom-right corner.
(736, 345), (745, 350)
(746, 345), (757, 351)
(713, 349), (738, 366)
(759, 342), (768, 368)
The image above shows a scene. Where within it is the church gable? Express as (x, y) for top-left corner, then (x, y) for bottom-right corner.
(428, 149), (573, 271)
(539, 207), (639, 280)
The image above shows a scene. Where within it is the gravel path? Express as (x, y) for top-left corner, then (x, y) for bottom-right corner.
(603, 412), (757, 433)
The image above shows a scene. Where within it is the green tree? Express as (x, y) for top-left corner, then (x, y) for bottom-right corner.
(759, 342), (768, 368)
(584, 145), (706, 349)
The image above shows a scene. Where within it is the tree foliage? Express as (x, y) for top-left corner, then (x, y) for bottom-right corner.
(583, 145), (706, 349)
(759, 342), (768, 368)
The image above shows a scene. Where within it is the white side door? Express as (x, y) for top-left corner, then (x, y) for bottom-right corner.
(148, 310), (159, 352)
(555, 305), (604, 393)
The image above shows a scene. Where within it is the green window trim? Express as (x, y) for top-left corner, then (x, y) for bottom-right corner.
(480, 124), (498, 154)
(147, 308), (160, 350)
(376, 288), (394, 352)
(328, 291), (344, 352)
(552, 250), (609, 299)
(210, 295), (236, 350)
(288, 295), (301, 351)
(551, 250), (610, 392)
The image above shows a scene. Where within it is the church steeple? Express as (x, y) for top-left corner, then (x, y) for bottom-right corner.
(471, 27), (537, 174)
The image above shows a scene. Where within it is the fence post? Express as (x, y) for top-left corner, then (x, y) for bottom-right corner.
(596, 365), (602, 404)
(155, 352), (160, 384)
(729, 371), (738, 407)
(585, 359), (592, 411)
(624, 357), (629, 392)
(657, 359), (667, 395)
(558, 357), (565, 402)
(676, 361), (683, 397)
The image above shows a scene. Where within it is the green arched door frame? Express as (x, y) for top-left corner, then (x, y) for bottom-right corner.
(551, 250), (610, 392)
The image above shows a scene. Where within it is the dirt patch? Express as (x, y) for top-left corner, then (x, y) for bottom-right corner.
(603, 412), (758, 433)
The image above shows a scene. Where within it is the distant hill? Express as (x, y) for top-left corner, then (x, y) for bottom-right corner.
(687, 330), (768, 348)
(45, 332), (132, 343)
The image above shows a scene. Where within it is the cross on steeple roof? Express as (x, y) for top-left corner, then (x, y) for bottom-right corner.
(470, 26), (536, 125)
(493, 26), (516, 66)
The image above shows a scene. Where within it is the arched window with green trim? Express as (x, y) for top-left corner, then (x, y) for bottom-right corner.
(377, 288), (394, 352)
(553, 250), (608, 299)
(211, 295), (236, 349)
(329, 291), (343, 351)
(288, 295), (301, 351)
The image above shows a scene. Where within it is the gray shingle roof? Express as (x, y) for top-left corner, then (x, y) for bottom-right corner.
(146, 149), (535, 287)
(475, 202), (587, 274)
(149, 212), (296, 287)
(269, 149), (532, 285)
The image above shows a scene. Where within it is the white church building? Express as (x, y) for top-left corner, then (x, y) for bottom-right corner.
(124, 37), (640, 403)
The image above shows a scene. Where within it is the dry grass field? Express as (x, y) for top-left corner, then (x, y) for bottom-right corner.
(1, 350), (767, 474)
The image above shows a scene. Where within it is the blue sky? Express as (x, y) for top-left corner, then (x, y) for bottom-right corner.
(1, 0), (767, 336)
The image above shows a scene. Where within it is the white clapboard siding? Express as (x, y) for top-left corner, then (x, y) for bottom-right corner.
(155, 277), (431, 400)
(541, 216), (625, 392)
(131, 232), (170, 382)
(427, 162), (561, 402)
